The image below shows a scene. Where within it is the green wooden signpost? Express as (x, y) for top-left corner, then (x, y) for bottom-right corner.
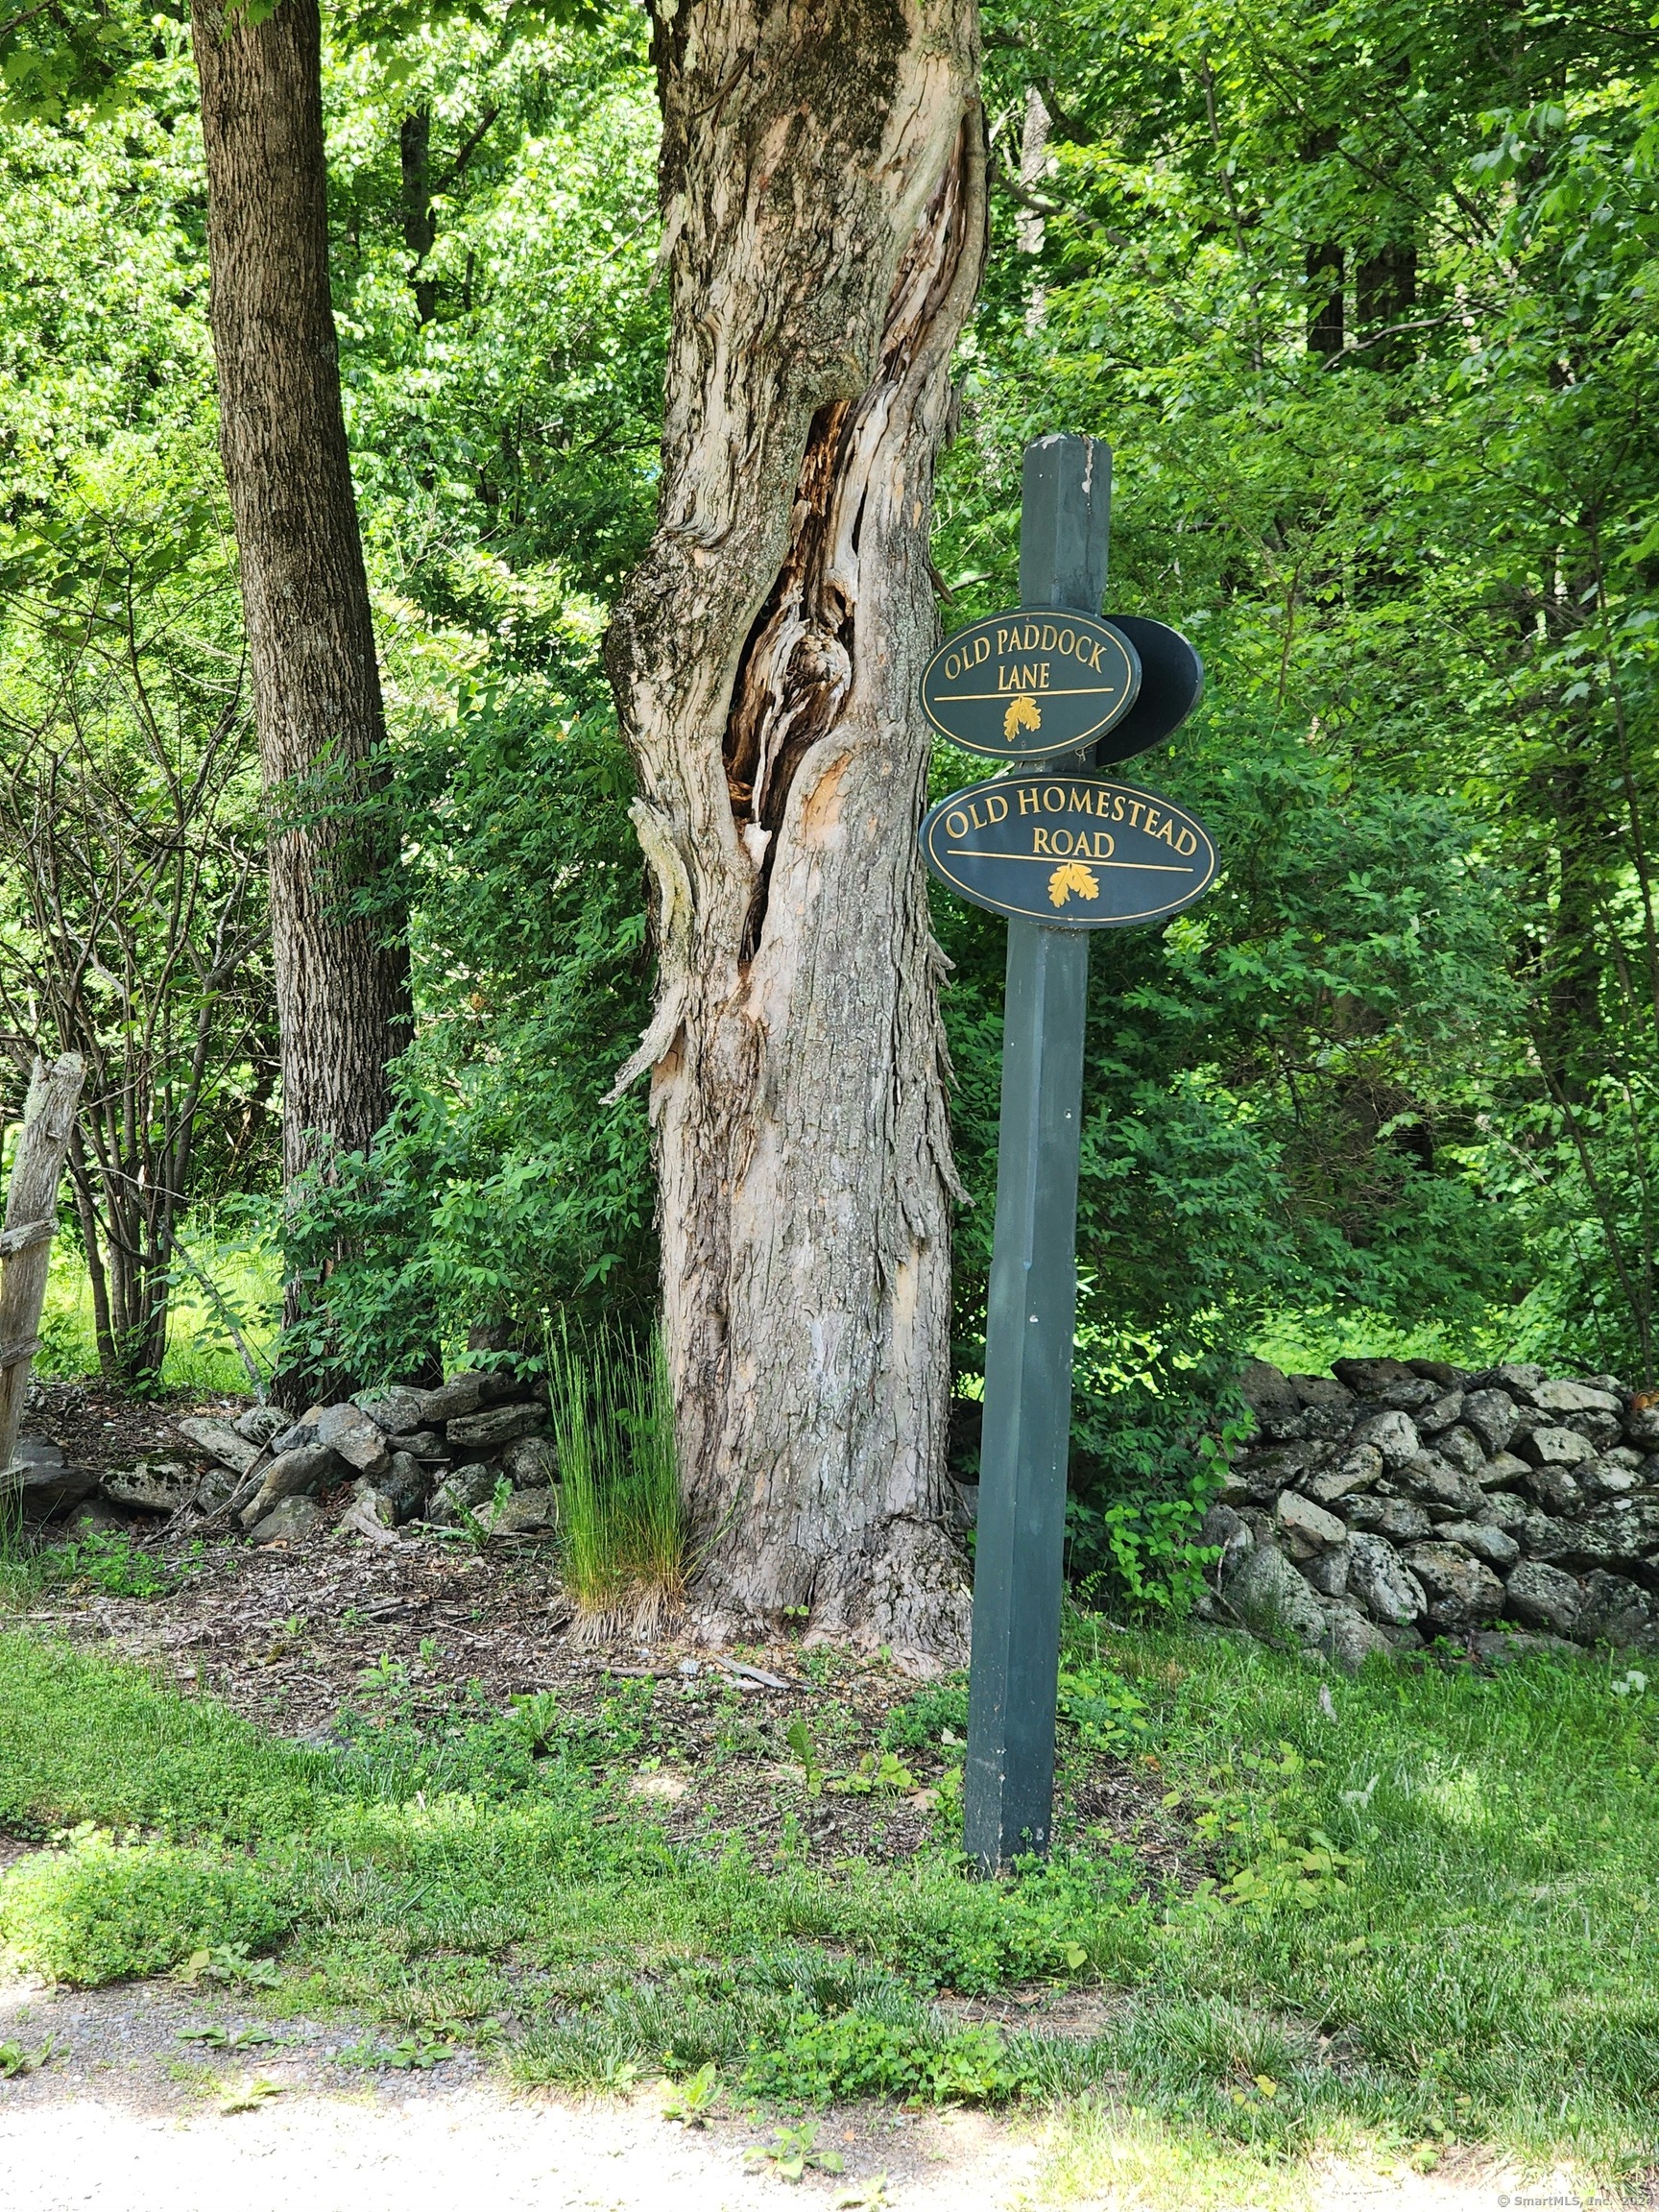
(917, 434), (1211, 1873)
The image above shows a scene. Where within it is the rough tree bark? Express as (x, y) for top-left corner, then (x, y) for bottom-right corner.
(191, 0), (412, 1367)
(605, 1), (986, 1663)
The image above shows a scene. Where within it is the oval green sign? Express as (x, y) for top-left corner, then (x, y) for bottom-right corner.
(921, 608), (1142, 760)
(920, 773), (1217, 928)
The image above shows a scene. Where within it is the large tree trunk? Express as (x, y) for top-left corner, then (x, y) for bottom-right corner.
(192, 0), (412, 1371)
(606, 1), (985, 1663)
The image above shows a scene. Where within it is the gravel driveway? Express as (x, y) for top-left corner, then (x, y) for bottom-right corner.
(0, 1972), (1594, 2212)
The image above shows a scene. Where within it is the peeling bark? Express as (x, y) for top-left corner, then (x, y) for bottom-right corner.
(606, 1), (985, 1664)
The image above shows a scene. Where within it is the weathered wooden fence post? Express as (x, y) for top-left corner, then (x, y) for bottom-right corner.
(0, 1053), (86, 1479)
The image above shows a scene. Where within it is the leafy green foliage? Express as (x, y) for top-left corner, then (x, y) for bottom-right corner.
(742, 2013), (1031, 2108)
(879, 1680), (969, 1754)
(12, 0), (1659, 1610)
(951, 0), (1659, 1391)
(0, 1826), (289, 1985)
(1055, 1657), (1150, 1757)
(280, 703), (655, 1378)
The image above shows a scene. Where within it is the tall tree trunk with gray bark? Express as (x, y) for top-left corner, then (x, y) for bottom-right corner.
(605, 1), (985, 1662)
(192, 0), (412, 1384)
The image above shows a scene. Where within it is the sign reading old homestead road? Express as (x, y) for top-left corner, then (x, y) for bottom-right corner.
(920, 773), (1217, 927)
(929, 433), (1225, 1880)
(921, 608), (1142, 760)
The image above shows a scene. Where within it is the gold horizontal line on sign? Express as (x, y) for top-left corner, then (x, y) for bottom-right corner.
(943, 850), (1195, 873)
(933, 685), (1119, 703)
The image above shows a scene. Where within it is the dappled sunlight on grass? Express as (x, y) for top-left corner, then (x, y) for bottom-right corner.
(1, 1618), (1657, 2178)
(34, 1219), (280, 1396)
(1038, 2097), (1318, 2210)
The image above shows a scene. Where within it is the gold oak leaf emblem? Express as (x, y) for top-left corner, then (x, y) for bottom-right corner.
(1048, 860), (1100, 907)
(1003, 694), (1042, 741)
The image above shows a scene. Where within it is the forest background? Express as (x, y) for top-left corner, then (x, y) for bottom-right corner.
(0, 0), (1652, 1600)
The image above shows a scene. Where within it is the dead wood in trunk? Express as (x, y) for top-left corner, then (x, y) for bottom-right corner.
(606, 1), (985, 1664)
(192, 0), (414, 1394)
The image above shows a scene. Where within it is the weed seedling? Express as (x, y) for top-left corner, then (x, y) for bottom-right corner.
(747, 2121), (845, 2179)
(336, 2037), (457, 2071)
(0, 2038), (58, 2079)
(661, 2060), (719, 2125)
(179, 2025), (276, 2051)
(217, 2073), (282, 2114)
(173, 1944), (281, 1990)
(785, 1717), (823, 1796)
(830, 1750), (916, 1796)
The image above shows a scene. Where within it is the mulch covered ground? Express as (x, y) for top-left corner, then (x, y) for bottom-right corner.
(11, 1382), (1201, 1884)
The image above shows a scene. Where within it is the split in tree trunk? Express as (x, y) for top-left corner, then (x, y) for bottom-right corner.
(605, 0), (986, 1666)
(192, 0), (414, 1396)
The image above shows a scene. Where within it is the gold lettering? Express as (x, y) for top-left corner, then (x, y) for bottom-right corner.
(1069, 786), (1094, 814)
(1155, 816), (1177, 847)
(1110, 792), (1125, 822)
(1018, 786), (1040, 815)
(945, 810), (969, 839)
(1143, 806), (1162, 835)
(1037, 662), (1051, 688)
(1175, 828), (1196, 856)
(1033, 828), (1050, 854)
(1126, 800), (1145, 829)
(945, 652), (960, 681)
(1089, 640), (1104, 670)
(986, 793), (1008, 824)
(1058, 627), (1075, 657)
(1093, 831), (1116, 859)
(968, 800), (987, 830)
(1043, 787), (1065, 813)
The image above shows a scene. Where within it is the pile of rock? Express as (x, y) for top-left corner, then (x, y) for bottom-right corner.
(7, 1371), (558, 1548)
(1205, 1356), (1659, 1669)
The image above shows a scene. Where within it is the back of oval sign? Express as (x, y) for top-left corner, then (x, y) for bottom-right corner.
(920, 774), (1218, 928)
(921, 609), (1142, 760)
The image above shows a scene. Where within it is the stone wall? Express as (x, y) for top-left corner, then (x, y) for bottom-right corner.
(1202, 1355), (1659, 1669)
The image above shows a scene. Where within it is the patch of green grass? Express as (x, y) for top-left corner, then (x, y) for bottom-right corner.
(0, 1616), (1654, 2178)
(0, 1825), (289, 1984)
(0, 1634), (339, 1842)
(548, 1322), (684, 1640)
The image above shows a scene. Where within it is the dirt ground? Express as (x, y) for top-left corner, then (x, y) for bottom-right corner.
(0, 1970), (1047, 2211)
(8, 1377), (1197, 1872)
(0, 1973), (1590, 2212)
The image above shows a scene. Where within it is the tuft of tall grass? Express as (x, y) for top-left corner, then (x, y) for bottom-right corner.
(548, 1322), (685, 1644)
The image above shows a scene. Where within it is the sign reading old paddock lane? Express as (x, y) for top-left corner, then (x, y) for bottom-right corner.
(921, 609), (1142, 761)
(920, 774), (1217, 928)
